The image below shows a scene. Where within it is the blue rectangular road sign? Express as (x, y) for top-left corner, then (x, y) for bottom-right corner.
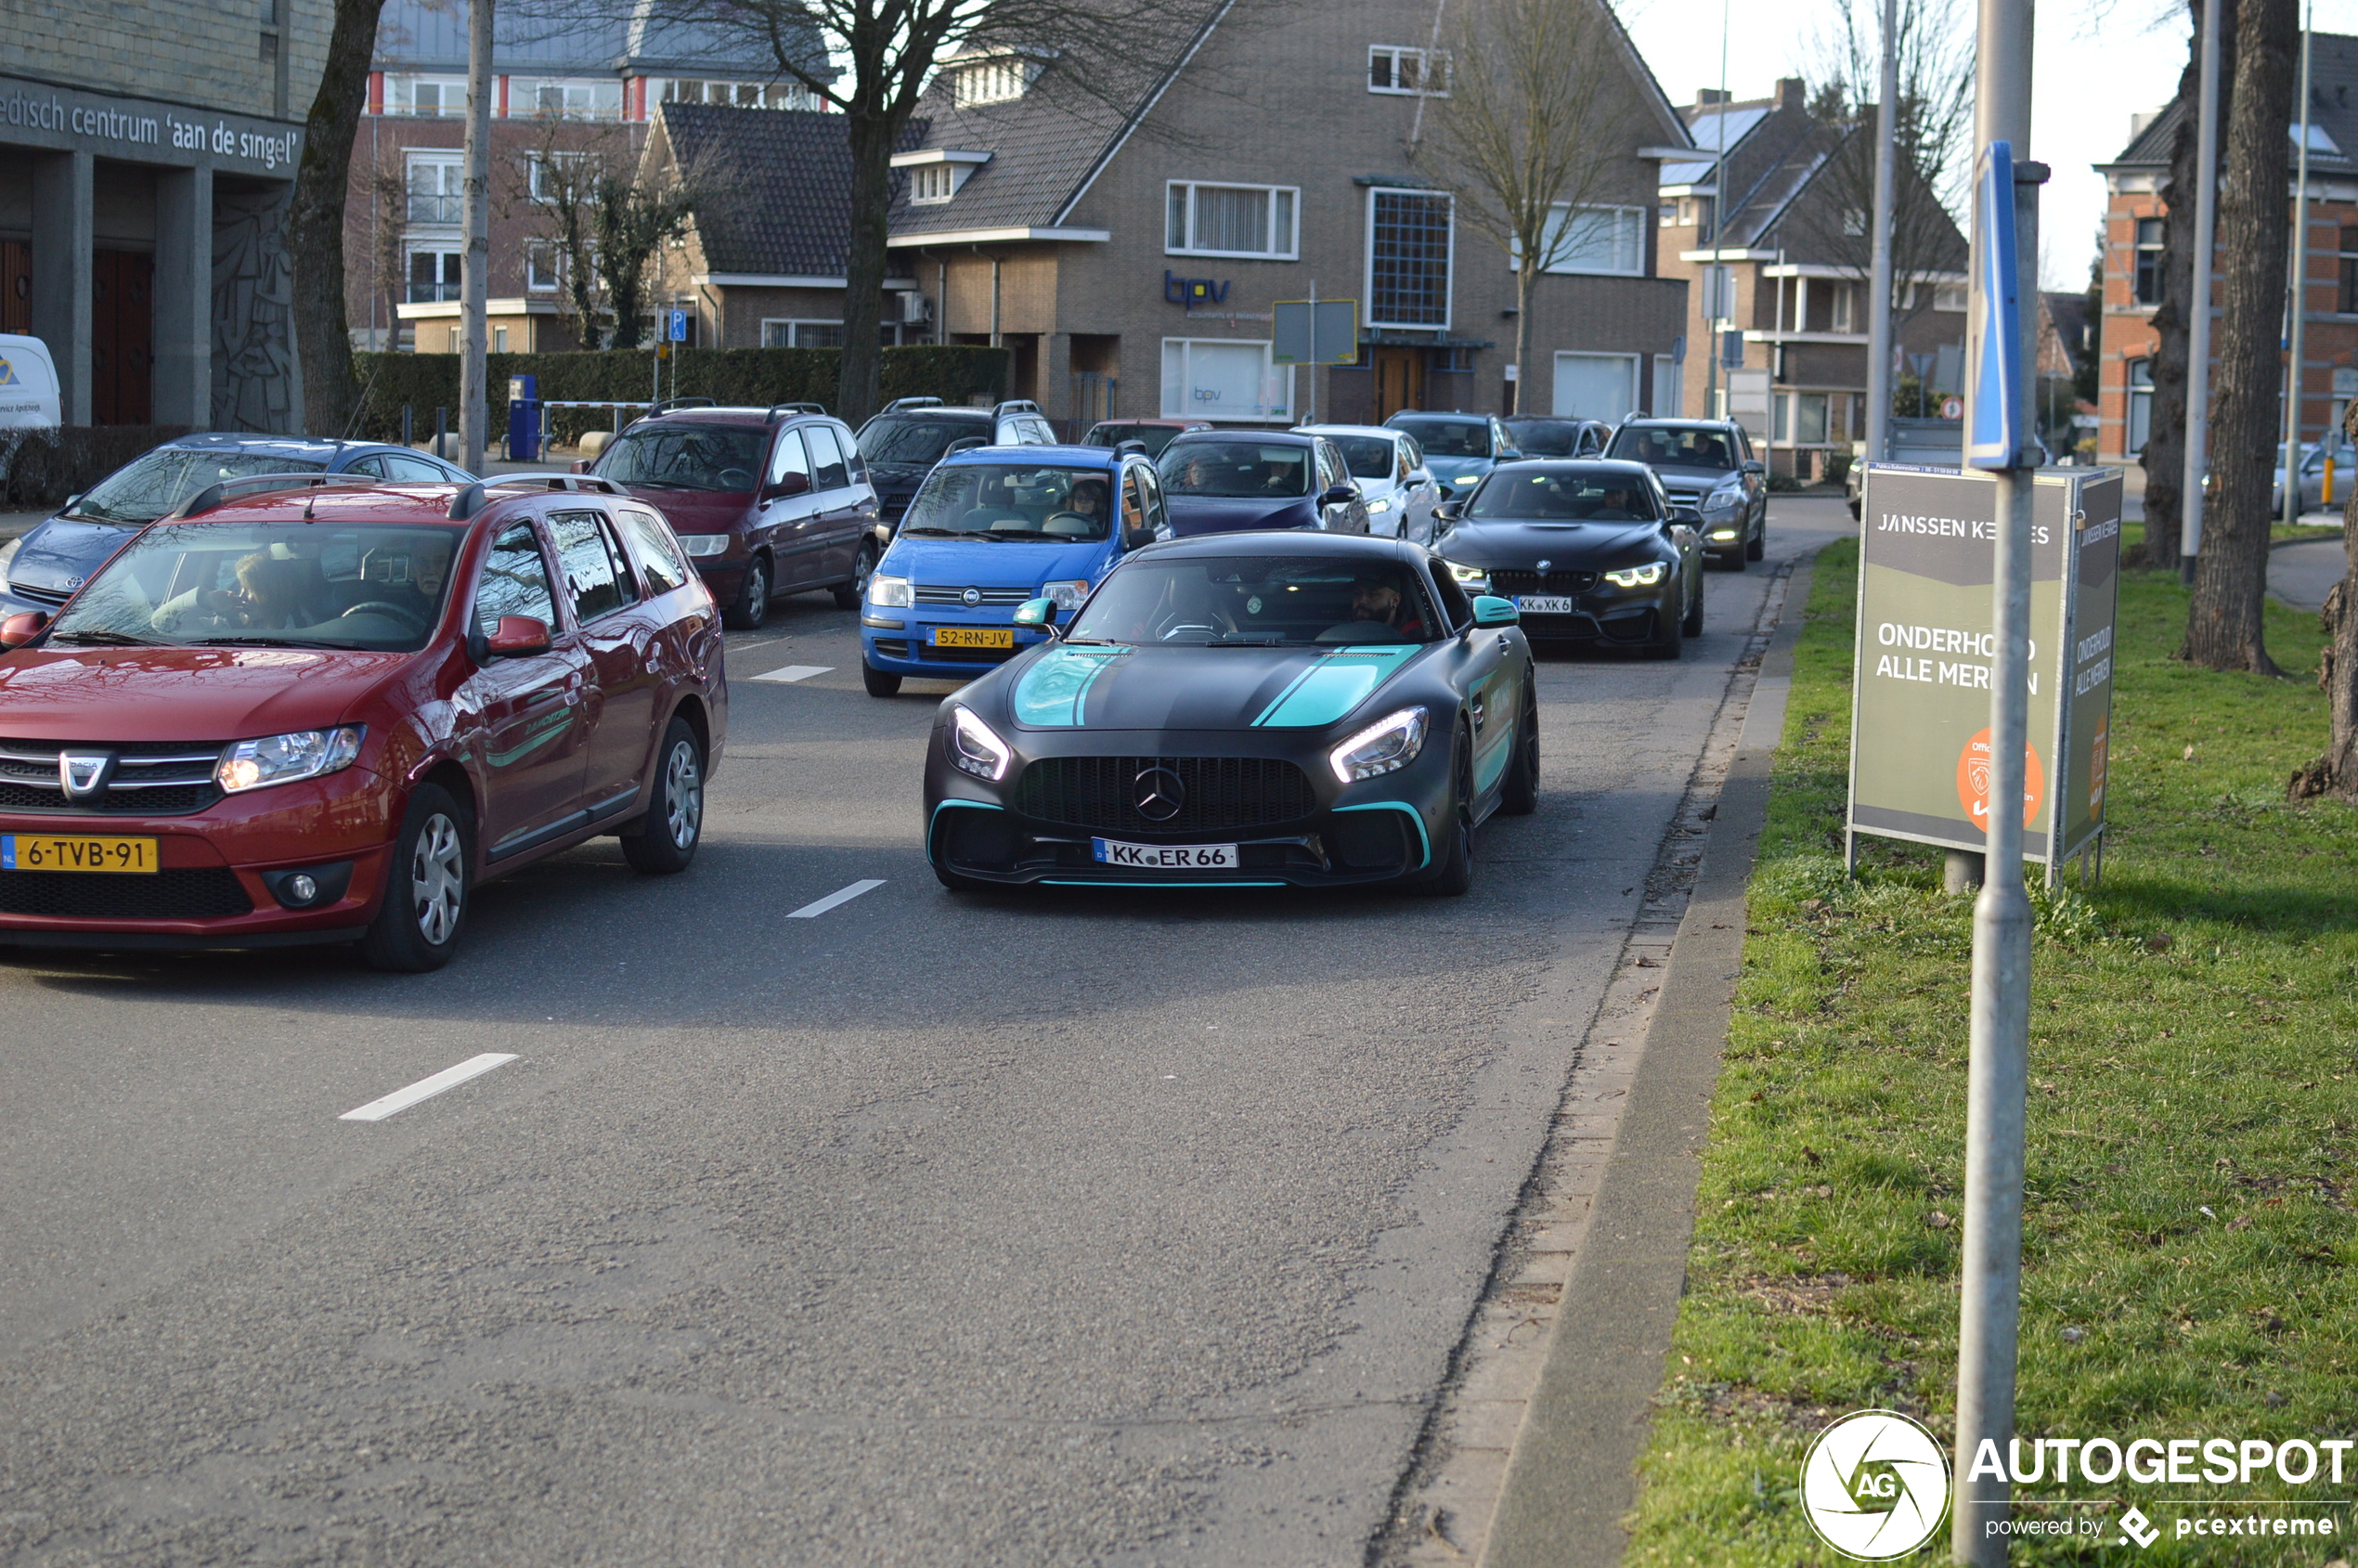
(1966, 140), (2024, 470)
(667, 308), (688, 343)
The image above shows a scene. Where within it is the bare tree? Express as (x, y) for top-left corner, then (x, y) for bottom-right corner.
(2184, 0), (2293, 673)
(364, 157), (410, 353)
(1410, 0), (1638, 412)
(510, 123), (620, 348)
(286, 0), (392, 435)
(596, 175), (702, 351)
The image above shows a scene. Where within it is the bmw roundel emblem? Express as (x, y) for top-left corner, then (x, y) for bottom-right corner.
(962, 586), (982, 606)
(1536, 559), (1551, 574)
(1134, 766), (1185, 821)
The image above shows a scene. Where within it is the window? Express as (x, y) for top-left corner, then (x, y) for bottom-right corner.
(805, 424), (850, 490)
(550, 510), (629, 621)
(525, 241), (564, 292)
(390, 75), (466, 116)
(2127, 357), (2153, 453)
(493, 325), (508, 352)
(474, 522), (558, 635)
(1532, 204), (1644, 276)
(1773, 391), (1831, 444)
(407, 247), (461, 304)
(952, 55), (1036, 107)
(1160, 339), (1293, 422)
(1831, 284), (1854, 332)
(1368, 45), (1449, 95)
(512, 79), (622, 121)
(659, 78), (818, 110)
(1368, 189), (1452, 328)
(406, 154), (463, 225)
(528, 151), (598, 204)
(767, 428), (811, 487)
(1552, 353), (1639, 421)
(760, 319), (844, 347)
(1904, 280), (1968, 312)
(1166, 182), (1299, 258)
(911, 163), (956, 202)
(1842, 206), (1867, 237)
(2339, 227), (2358, 314)
(2133, 216), (2165, 305)
(615, 508), (692, 594)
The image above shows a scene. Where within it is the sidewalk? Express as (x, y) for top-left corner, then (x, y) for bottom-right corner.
(2270, 537), (2347, 613)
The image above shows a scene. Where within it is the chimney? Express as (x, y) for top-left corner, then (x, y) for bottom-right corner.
(1697, 88), (1730, 106)
(1777, 77), (1807, 112)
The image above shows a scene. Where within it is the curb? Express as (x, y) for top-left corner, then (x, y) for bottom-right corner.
(1480, 553), (1817, 1568)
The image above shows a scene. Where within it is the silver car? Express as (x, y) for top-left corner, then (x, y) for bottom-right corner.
(1291, 423), (1444, 543)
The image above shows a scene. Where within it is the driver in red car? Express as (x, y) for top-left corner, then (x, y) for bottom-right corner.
(150, 551), (330, 634)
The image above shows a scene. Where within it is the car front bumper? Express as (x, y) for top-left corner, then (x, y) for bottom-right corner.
(862, 604), (1057, 680)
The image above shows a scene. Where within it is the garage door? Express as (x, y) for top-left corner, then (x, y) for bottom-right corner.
(1553, 352), (1638, 421)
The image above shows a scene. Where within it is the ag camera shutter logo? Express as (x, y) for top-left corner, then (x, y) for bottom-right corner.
(1801, 1409), (1951, 1560)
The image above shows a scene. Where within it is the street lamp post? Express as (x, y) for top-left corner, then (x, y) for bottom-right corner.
(1863, 0), (1900, 479)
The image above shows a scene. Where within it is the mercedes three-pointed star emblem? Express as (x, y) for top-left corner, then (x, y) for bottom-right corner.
(1134, 766), (1185, 822)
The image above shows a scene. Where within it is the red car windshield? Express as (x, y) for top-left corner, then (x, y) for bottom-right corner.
(44, 521), (462, 652)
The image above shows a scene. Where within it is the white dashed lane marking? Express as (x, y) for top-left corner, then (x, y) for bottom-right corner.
(786, 879), (886, 918)
(751, 665), (834, 683)
(338, 1054), (519, 1122)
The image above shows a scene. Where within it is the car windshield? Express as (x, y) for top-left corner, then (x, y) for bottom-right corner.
(1502, 420), (1581, 457)
(1390, 418), (1491, 458)
(1158, 442), (1315, 499)
(1610, 426), (1734, 470)
(858, 415), (985, 465)
(598, 424), (767, 491)
(71, 449), (330, 525)
(898, 462), (1114, 540)
(1468, 470), (1659, 522)
(1064, 556), (1439, 646)
(43, 521), (461, 653)
(1328, 435), (1397, 480)
(1086, 423), (1188, 457)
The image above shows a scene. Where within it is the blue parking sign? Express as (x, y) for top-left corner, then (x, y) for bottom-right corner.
(667, 308), (688, 343)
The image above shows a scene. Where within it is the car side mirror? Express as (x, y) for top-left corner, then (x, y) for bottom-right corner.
(1408, 470), (1433, 486)
(1123, 525), (1158, 551)
(1319, 483), (1357, 508)
(761, 471), (810, 502)
(59, 494), (83, 515)
(0, 610), (50, 648)
(1433, 499), (1464, 524)
(1012, 597), (1056, 628)
(1471, 595), (1519, 628)
(484, 615), (551, 657)
(1742, 460), (1766, 475)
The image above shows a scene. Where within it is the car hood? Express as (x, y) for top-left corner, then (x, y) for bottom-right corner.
(882, 535), (1112, 588)
(865, 460), (934, 491)
(1163, 494), (1319, 536)
(1436, 520), (1670, 568)
(1422, 456), (1494, 485)
(6, 517), (140, 596)
(0, 644), (413, 743)
(1004, 640), (1424, 731)
(609, 486), (751, 532)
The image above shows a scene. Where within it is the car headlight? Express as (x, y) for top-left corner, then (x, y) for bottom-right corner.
(1603, 562), (1669, 588)
(1452, 473), (1481, 486)
(1445, 560), (1492, 592)
(1364, 495), (1395, 514)
(1040, 578), (1090, 613)
(215, 726), (364, 794)
(1708, 527), (1741, 541)
(869, 573), (913, 608)
(1704, 482), (1745, 512)
(1329, 705), (1430, 784)
(676, 534), (731, 558)
(948, 706), (1012, 781)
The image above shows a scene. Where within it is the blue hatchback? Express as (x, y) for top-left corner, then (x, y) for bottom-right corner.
(859, 444), (1167, 696)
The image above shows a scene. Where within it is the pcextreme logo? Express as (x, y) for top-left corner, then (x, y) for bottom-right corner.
(1801, 1409), (1952, 1561)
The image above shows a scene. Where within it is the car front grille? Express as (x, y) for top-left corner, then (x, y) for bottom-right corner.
(1486, 568), (1600, 597)
(5, 579), (70, 606)
(915, 585), (1033, 606)
(0, 866), (253, 919)
(0, 740), (225, 816)
(1014, 755), (1318, 834)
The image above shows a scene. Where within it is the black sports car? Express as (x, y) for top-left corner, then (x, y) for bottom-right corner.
(1432, 459), (1704, 658)
(923, 532), (1537, 894)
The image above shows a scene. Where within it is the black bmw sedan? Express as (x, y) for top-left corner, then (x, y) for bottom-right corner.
(1432, 460), (1704, 658)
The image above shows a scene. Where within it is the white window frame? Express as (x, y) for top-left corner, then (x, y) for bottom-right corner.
(527, 149), (598, 205)
(525, 240), (564, 292)
(952, 56), (1037, 107)
(1905, 279), (1967, 313)
(1367, 45), (1450, 96)
(1160, 338), (1295, 423)
(404, 152), (464, 227)
(910, 163), (956, 204)
(1365, 187), (1455, 331)
(1522, 203), (1645, 277)
(761, 318), (846, 348)
(389, 75), (467, 116)
(1164, 181), (1300, 260)
(511, 77), (622, 121)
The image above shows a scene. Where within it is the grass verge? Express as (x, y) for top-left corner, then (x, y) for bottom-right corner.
(1623, 539), (2358, 1565)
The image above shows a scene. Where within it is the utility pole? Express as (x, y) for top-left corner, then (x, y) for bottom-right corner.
(1863, 0), (1900, 480)
(1704, 0), (1730, 420)
(1952, 0), (2039, 1557)
(460, 0), (495, 473)
(2283, 1), (2316, 532)
(2182, 0), (2222, 586)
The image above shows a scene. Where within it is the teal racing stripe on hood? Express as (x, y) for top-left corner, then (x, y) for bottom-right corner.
(1011, 645), (1125, 726)
(1252, 645), (1420, 728)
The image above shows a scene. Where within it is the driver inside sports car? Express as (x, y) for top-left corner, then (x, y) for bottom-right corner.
(1347, 576), (1427, 639)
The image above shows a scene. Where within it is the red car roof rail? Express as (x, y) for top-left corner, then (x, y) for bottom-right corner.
(166, 472), (377, 521)
(446, 473), (626, 520)
(764, 402), (827, 421)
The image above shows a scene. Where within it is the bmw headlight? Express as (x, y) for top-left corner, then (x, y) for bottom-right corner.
(215, 726), (364, 794)
(677, 533), (731, 558)
(869, 573), (913, 608)
(948, 706), (1012, 781)
(1040, 578), (1090, 613)
(1329, 705), (1430, 784)
(1603, 562), (1669, 589)
(1445, 561), (1493, 593)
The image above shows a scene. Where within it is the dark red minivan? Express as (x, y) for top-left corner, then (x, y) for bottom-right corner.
(0, 473), (728, 970)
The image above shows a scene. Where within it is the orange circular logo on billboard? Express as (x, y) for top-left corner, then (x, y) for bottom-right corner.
(1956, 728), (2044, 828)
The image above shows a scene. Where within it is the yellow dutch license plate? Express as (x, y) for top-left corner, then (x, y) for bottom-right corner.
(932, 627), (1014, 649)
(1, 834), (160, 874)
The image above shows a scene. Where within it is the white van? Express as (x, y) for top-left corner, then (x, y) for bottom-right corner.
(0, 334), (62, 432)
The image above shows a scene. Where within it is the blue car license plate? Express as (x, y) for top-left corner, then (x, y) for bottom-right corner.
(1092, 837), (1237, 869)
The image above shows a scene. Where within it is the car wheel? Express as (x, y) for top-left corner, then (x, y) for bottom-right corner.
(1681, 565), (1705, 636)
(833, 538), (879, 610)
(621, 717), (704, 875)
(1500, 678), (1539, 816)
(1746, 513), (1766, 561)
(862, 659), (902, 697)
(724, 552), (771, 630)
(1644, 599), (1685, 660)
(1419, 725), (1476, 896)
(358, 784), (471, 973)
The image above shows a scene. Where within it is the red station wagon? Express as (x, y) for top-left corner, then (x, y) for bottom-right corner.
(0, 473), (728, 970)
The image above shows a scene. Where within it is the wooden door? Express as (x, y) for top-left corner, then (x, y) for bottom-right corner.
(1374, 348), (1424, 421)
(92, 250), (153, 425)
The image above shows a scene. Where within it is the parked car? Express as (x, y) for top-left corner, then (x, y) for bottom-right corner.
(1080, 419), (1210, 457)
(1155, 430), (1369, 537)
(0, 334), (62, 433)
(1433, 460), (1702, 658)
(589, 403), (881, 630)
(1382, 411), (1524, 496)
(0, 473), (726, 970)
(855, 398), (1058, 535)
(860, 442), (1168, 696)
(1604, 417), (1766, 567)
(0, 433), (474, 622)
(1293, 423), (1444, 543)
(1500, 417), (1612, 459)
(921, 531), (1536, 895)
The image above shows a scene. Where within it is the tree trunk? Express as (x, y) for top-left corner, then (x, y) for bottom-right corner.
(286, 0), (388, 437)
(836, 109), (896, 426)
(1513, 264), (1535, 418)
(2287, 402), (2358, 796)
(2184, 0), (2295, 673)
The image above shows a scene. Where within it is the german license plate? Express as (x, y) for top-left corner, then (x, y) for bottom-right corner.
(1, 834), (160, 873)
(1092, 837), (1238, 870)
(1517, 595), (1577, 616)
(932, 626), (1014, 649)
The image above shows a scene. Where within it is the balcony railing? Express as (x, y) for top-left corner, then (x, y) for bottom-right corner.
(407, 280), (462, 304)
(407, 193), (463, 225)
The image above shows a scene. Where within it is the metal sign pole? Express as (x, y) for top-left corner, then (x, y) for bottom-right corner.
(1308, 279), (1318, 426)
(1863, 0), (1900, 474)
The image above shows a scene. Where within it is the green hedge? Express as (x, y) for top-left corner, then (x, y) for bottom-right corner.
(349, 345), (1010, 447)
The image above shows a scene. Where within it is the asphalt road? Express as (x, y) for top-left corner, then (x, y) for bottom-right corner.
(0, 498), (1851, 1567)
